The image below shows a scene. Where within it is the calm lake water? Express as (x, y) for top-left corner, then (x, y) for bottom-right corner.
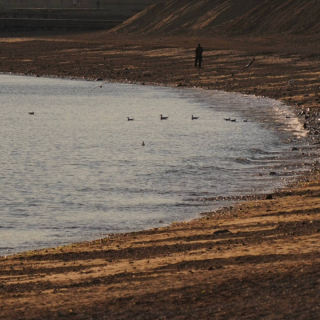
(0, 74), (312, 256)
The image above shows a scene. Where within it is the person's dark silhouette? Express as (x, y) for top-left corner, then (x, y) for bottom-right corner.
(195, 44), (203, 68)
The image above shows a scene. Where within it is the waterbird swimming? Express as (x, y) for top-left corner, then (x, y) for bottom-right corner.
(230, 119), (236, 122)
(243, 119), (248, 122)
(28, 112), (34, 115)
(160, 114), (168, 120)
(142, 141), (145, 146)
(224, 117), (231, 121)
(91, 81), (108, 91)
(127, 117), (134, 121)
(191, 115), (199, 120)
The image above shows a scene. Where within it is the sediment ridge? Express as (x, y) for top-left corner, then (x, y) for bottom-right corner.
(113, 0), (320, 36)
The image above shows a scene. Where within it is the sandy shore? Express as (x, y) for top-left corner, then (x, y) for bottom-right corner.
(1, 31), (320, 319)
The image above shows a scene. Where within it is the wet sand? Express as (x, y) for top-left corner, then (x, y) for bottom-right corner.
(1, 31), (320, 319)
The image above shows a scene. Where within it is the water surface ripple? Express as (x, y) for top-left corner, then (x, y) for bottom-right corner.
(0, 75), (311, 255)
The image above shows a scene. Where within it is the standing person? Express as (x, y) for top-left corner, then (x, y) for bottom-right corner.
(195, 43), (203, 68)
(73, 0), (76, 8)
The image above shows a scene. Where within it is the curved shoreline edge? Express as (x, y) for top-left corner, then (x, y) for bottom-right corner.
(1, 32), (320, 319)
(0, 61), (313, 257)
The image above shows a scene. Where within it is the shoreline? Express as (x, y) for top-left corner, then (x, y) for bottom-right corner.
(2, 165), (320, 319)
(0, 71), (313, 258)
(1, 31), (320, 319)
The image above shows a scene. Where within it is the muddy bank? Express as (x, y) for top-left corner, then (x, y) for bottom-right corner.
(1, 31), (320, 319)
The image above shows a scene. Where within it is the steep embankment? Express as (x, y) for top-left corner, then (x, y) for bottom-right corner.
(112, 0), (320, 36)
(223, 0), (320, 36)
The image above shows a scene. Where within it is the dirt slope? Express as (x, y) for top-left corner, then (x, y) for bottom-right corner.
(224, 0), (320, 36)
(112, 0), (320, 36)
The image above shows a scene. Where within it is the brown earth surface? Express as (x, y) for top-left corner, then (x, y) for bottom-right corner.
(1, 28), (320, 319)
(112, 0), (320, 36)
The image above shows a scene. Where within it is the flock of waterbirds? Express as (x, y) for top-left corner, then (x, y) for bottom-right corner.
(28, 111), (247, 123)
(224, 117), (248, 122)
(127, 114), (200, 122)
(25, 56), (299, 149)
(25, 56), (295, 150)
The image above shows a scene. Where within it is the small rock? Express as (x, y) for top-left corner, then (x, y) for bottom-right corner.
(269, 172), (277, 175)
(291, 147), (299, 151)
(265, 194), (273, 200)
(208, 266), (214, 271)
